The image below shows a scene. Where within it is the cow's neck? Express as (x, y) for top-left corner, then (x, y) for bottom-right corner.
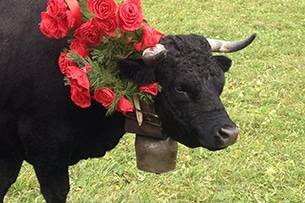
(124, 102), (167, 140)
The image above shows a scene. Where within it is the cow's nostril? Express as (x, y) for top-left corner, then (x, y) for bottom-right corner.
(217, 127), (239, 147)
(218, 128), (230, 139)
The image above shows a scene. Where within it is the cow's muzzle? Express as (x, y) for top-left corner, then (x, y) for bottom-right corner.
(217, 126), (239, 148)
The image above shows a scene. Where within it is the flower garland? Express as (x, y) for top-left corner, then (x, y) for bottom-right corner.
(39, 0), (164, 115)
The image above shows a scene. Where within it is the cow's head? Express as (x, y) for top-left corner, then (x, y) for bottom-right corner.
(118, 34), (256, 150)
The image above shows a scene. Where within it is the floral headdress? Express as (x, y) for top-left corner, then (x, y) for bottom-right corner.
(39, 0), (164, 115)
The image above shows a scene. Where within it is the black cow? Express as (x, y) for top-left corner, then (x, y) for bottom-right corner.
(0, 1), (255, 202)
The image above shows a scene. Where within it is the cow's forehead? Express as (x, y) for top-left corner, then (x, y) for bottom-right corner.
(157, 54), (222, 87)
(156, 34), (225, 83)
(160, 34), (212, 57)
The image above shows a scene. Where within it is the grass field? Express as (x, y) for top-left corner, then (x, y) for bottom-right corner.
(4, 0), (305, 202)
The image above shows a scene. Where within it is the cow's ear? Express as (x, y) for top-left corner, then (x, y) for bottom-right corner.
(213, 55), (232, 72)
(117, 59), (155, 85)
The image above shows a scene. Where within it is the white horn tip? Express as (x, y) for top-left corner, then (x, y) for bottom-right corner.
(142, 44), (166, 58)
(142, 44), (167, 66)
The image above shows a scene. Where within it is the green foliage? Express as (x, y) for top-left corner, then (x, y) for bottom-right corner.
(78, 0), (94, 21)
(67, 23), (156, 115)
(5, 0), (305, 202)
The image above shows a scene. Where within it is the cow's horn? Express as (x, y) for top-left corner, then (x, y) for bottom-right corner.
(142, 44), (167, 66)
(207, 33), (256, 52)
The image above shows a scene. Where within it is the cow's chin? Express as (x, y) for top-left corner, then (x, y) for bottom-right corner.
(187, 142), (229, 151)
(201, 145), (228, 151)
(168, 134), (224, 151)
(197, 136), (230, 151)
(168, 131), (232, 151)
(184, 140), (229, 151)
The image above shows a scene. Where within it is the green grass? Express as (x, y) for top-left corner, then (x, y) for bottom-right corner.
(4, 0), (305, 202)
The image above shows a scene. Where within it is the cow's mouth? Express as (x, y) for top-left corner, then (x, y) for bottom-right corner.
(196, 126), (239, 150)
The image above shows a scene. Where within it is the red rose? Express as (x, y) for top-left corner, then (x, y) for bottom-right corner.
(87, 0), (117, 20)
(65, 65), (91, 108)
(47, 0), (68, 17)
(139, 83), (159, 96)
(70, 40), (90, 58)
(61, 11), (76, 29)
(58, 52), (77, 74)
(134, 23), (164, 51)
(126, 0), (141, 5)
(116, 97), (134, 114)
(117, 0), (143, 32)
(66, 65), (90, 89)
(94, 15), (117, 36)
(70, 84), (91, 108)
(94, 88), (115, 108)
(74, 19), (104, 46)
(40, 11), (75, 39)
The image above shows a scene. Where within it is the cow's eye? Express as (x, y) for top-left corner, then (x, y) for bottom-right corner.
(174, 86), (191, 101)
(175, 86), (187, 94)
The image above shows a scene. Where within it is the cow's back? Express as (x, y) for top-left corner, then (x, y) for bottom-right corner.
(0, 0), (125, 166)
